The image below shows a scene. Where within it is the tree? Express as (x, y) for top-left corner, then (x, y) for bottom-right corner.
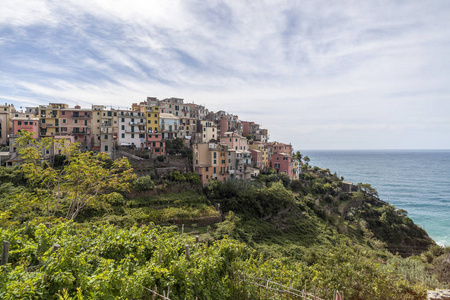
(303, 156), (310, 167)
(293, 151), (303, 161)
(357, 183), (379, 198)
(14, 132), (135, 220)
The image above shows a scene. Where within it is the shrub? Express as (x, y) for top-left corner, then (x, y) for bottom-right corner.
(134, 175), (155, 191)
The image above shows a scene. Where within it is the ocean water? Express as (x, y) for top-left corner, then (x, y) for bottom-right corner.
(303, 150), (450, 246)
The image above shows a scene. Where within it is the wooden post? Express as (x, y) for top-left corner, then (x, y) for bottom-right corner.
(152, 285), (157, 300)
(181, 224), (184, 234)
(185, 244), (190, 260)
(45, 222), (51, 229)
(2, 241), (10, 265)
(196, 235), (199, 243)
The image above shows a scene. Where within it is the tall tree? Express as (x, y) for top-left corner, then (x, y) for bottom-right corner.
(15, 132), (135, 220)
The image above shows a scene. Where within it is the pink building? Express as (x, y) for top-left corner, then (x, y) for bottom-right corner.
(12, 117), (39, 139)
(59, 107), (92, 149)
(242, 121), (255, 136)
(147, 133), (165, 155)
(219, 132), (248, 151)
(271, 153), (294, 179)
(271, 143), (293, 156)
(249, 149), (262, 169)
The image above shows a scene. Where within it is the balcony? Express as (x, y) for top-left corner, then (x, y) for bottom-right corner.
(129, 121), (146, 126)
(125, 129), (146, 134)
(101, 128), (113, 134)
(101, 122), (112, 127)
(72, 114), (91, 119)
(73, 130), (89, 134)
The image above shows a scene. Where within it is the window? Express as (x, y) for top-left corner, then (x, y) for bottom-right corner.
(121, 125), (125, 130)
(74, 119), (78, 124)
(121, 118), (125, 122)
(62, 111), (65, 115)
(154, 120), (157, 124)
(42, 119), (45, 123)
(104, 145), (108, 152)
(18, 121), (22, 125)
(154, 114), (157, 117)
(122, 133), (125, 138)
(222, 160), (225, 164)
(148, 120), (151, 124)
(214, 152), (217, 158)
(131, 134), (135, 138)
(206, 167), (209, 171)
(108, 111), (112, 116)
(24, 121), (28, 125)
(214, 167), (216, 173)
(97, 112), (100, 115)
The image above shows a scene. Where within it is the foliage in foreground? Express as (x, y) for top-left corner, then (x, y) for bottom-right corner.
(0, 222), (432, 300)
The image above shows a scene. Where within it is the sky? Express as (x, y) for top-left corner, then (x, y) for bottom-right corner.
(1, 0), (449, 150)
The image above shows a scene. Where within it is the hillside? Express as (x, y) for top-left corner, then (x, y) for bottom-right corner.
(1, 151), (449, 299)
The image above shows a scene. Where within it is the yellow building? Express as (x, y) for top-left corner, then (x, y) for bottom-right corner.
(146, 106), (160, 133)
(0, 104), (15, 144)
(39, 103), (68, 137)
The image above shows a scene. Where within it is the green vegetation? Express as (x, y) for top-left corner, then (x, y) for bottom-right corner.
(0, 137), (449, 299)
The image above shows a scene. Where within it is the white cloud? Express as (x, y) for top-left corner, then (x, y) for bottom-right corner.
(1, 0), (450, 148)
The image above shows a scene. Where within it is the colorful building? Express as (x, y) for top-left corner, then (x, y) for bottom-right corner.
(160, 113), (179, 140)
(39, 103), (68, 138)
(193, 143), (228, 186)
(219, 132), (248, 151)
(12, 116), (39, 139)
(59, 106), (93, 150)
(272, 153), (294, 179)
(0, 104), (15, 144)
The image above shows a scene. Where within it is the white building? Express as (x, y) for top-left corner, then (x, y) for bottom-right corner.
(118, 110), (146, 148)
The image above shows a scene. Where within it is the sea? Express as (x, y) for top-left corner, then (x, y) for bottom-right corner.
(303, 150), (450, 246)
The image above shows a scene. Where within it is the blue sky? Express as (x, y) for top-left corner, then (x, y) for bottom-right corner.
(1, 0), (449, 149)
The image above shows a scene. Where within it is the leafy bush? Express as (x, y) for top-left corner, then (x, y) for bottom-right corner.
(133, 175), (155, 191)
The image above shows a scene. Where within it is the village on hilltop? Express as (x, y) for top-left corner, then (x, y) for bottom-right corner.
(0, 97), (301, 185)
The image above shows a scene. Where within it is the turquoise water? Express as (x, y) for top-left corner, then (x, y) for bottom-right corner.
(304, 150), (450, 246)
